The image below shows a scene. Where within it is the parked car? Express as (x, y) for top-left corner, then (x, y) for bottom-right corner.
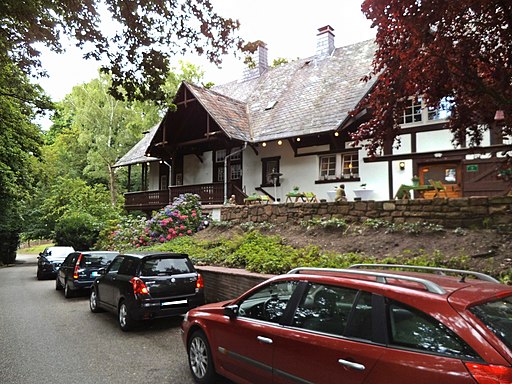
(37, 246), (75, 280)
(56, 251), (119, 298)
(90, 252), (205, 331)
(181, 264), (512, 384)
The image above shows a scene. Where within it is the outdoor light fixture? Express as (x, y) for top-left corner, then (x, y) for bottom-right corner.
(334, 132), (339, 137)
(434, 152), (443, 158)
(296, 137), (301, 142)
(262, 142), (267, 147)
(399, 161), (405, 170)
(494, 110), (505, 121)
(277, 140), (283, 145)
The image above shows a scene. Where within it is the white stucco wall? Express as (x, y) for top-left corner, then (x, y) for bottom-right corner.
(148, 162), (160, 190)
(183, 152), (213, 185)
(417, 130), (457, 152)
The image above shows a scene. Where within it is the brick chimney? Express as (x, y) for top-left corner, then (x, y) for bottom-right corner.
(243, 41), (269, 81)
(316, 25), (335, 57)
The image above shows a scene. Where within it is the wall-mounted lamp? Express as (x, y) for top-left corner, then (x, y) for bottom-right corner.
(262, 142), (267, 147)
(334, 132), (339, 137)
(434, 152), (443, 158)
(494, 109), (505, 121)
(277, 140), (283, 145)
(399, 161), (405, 171)
(296, 137), (301, 142)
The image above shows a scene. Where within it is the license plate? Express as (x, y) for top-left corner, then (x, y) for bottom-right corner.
(161, 299), (187, 307)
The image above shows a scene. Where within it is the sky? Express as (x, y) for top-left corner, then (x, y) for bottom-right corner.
(36, 0), (375, 103)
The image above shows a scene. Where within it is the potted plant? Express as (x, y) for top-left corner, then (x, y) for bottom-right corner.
(412, 175), (420, 186)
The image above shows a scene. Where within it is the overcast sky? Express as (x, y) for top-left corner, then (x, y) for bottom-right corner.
(36, 0), (375, 102)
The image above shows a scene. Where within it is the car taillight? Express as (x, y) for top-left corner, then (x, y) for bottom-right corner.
(73, 254), (83, 279)
(130, 277), (149, 295)
(196, 273), (204, 289)
(465, 362), (512, 384)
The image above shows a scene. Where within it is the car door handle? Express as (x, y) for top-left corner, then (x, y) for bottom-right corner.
(338, 359), (365, 371)
(257, 336), (273, 344)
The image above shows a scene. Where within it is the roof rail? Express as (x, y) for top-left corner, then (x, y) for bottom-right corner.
(287, 267), (446, 294)
(349, 264), (500, 284)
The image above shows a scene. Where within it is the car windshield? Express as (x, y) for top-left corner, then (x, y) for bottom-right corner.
(82, 253), (118, 268)
(140, 257), (192, 276)
(470, 294), (512, 351)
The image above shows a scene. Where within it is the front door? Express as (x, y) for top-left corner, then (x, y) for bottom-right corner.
(418, 162), (462, 197)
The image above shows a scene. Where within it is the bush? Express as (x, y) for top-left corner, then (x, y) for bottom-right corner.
(54, 212), (99, 250)
(0, 230), (19, 265)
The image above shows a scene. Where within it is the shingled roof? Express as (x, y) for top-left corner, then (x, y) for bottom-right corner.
(113, 124), (161, 167)
(207, 38), (377, 143)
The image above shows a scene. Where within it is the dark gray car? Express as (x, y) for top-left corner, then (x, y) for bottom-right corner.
(56, 251), (119, 298)
(90, 252), (205, 331)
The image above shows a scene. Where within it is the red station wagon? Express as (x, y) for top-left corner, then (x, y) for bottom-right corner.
(181, 264), (512, 384)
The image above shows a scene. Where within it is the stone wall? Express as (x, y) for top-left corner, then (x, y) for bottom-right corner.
(220, 197), (512, 228)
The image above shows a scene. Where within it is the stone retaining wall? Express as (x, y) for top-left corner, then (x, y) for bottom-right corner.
(220, 197), (512, 228)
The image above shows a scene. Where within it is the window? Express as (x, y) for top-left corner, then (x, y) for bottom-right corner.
(262, 157), (280, 187)
(402, 98), (422, 124)
(140, 257), (192, 276)
(292, 283), (357, 336)
(230, 163), (242, 180)
(344, 291), (373, 340)
(389, 301), (479, 359)
(317, 152), (359, 181)
(342, 153), (358, 178)
(215, 149), (226, 163)
(107, 257), (124, 274)
(118, 257), (138, 276)
(470, 295), (512, 351)
(319, 155), (336, 179)
(216, 167), (224, 182)
(400, 97), (452, 125)
(238, 280), (300, 323)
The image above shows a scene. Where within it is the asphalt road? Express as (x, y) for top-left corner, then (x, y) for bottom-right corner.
(0, 255), (198, 384)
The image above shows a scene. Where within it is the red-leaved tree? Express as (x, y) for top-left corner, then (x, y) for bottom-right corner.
(353, 0), (512, 156)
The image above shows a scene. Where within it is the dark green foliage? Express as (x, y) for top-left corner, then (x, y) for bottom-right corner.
(54, 212), (99, 250)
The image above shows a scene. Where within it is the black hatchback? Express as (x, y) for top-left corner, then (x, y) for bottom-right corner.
(56, 251), (119, 298)
(90, 252), (205, 331)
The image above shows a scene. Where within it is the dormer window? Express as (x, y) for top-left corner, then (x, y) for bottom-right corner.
(400, 97), (452, 126)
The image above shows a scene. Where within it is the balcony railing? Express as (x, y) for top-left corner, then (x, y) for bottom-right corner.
(124, 182), (227, 211)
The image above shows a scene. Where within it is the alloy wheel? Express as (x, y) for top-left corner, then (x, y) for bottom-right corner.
(189, 336), (208, 379)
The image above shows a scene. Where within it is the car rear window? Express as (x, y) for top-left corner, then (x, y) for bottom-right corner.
(81, 253), (118, 267)
(470, 295), (512, 351)
(140, 257), (193, 276)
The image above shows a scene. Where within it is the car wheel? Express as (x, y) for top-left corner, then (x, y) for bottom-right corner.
(89, 288), (103, 313)
(64, 281), (74, 298)
(55, 276), (63, 291)
(188, 330), (218, 384)
(118, 301), (137, 332)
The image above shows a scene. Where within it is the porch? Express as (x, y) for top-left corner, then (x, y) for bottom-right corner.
(124, 182), (247, 212)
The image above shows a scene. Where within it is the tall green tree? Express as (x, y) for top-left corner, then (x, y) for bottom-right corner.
(0, 62), (49, 262)
(1, 0), (242, 103)
(354, 0), (512, 155)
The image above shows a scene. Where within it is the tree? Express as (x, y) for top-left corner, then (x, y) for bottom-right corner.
(0, 62), (47, 263)
(354, 0), (512, 155)
(1, 0), (242, 103)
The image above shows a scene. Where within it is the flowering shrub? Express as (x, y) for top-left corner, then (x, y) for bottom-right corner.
(146, 193), (204, 244)
(95, 193), (206, 250)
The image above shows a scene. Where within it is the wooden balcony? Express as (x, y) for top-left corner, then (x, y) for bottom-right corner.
(124, 182), (229, 212)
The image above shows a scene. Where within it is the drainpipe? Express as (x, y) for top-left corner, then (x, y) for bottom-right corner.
(224, 142), (248, 205)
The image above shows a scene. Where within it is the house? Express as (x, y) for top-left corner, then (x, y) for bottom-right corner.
(115, 25), (512, 214)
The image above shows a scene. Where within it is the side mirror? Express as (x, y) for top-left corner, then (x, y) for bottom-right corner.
(39, 252), (43, 257)
(98, 268), (106, 275)
(223, 304), (239, 319)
